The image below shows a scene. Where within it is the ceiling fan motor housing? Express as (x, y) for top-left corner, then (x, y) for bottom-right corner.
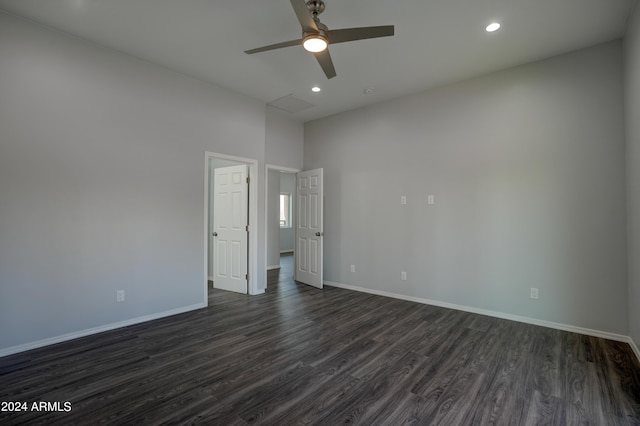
(306, 0), (325, 17)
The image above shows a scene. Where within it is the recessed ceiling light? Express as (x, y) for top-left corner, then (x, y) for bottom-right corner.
(486, 22), (501, 32)
(363, 87), (376, 95)
(311, 86), (321, 93)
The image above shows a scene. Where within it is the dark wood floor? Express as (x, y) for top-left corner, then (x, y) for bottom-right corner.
(2, 254), (639, 425)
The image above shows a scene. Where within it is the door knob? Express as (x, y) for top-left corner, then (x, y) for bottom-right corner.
(212, 232), (218, 237)
(315, 232), (322, 236)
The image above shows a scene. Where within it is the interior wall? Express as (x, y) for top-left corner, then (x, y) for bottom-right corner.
(267, 169), (281, 268)
(625, 3), (640, 349)
(265, 106), (304, 170)
(304, 41), (628, 335)
(0, 12), (267, 354)
(264, 104), (304, 274)
(279, 173), (296, 253)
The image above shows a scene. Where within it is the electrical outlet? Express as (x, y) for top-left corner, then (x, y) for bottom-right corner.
(530, 288), (539, 300)
(116, 290), (125, 302)
(401, 195), (407, 205)
(428, 195), (435, 205)
(401, 271), (407, 281)
(350, 264), (355, 273)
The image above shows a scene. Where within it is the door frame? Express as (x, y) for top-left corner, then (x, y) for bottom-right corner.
(204, 152), (259, 301)
(264, 164), (300, 290)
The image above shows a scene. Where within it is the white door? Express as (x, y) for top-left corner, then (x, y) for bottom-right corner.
(295, 168), (323, 289)
(213, 165), (248, 294)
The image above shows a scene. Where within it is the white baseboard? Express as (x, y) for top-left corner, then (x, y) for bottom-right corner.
(324, 281), (631, 344)
(0, 302), (206, 358)
(267, 265), (281, 271)
(250, 289), (266, 295)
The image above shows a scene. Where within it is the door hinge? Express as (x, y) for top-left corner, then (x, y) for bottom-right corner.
(245, 225), (249, 232)
(246, 177), (250, 184)
(245, 274), (248, 280)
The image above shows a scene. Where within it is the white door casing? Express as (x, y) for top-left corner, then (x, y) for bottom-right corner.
(295, 168), (323, 289)
(213, 164), (248, 294)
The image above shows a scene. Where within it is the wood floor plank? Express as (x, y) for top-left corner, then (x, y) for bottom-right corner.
(313, 351), (431, 425)
(465, 321), (536, 425)
(602, 339), (640, 422)
(524, 390), (566, 426)
(260, 368), (362, 425)
(1, 254), (639, 425)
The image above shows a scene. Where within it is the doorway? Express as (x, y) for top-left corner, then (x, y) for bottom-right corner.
(265, 165), (299, 290)
(204, 152), (259, 301)
(265, 165), (324, 290)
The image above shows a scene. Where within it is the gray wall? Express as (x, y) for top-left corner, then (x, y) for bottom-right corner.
(264, 105), (303, 269)
(625, 4), (640, 349)
(0, 12), (267, 353)
(279, 173), (296, 253)
(267, 169), (281, 268)
(265, 106), (304, 170)
(305, 41), (628, 334)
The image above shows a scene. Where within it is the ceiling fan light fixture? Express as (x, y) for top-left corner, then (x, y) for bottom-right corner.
(303, 35), (328, 52)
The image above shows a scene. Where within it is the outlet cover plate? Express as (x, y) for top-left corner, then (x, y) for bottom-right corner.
(530, 288), (539, 299)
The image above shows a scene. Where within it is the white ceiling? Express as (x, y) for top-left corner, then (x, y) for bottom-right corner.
(0, 0), (636, 122)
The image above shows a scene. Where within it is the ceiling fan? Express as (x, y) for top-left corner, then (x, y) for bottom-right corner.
(244, 0), (394, 79)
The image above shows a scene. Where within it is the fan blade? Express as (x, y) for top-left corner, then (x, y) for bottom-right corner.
(290, 0), (318, 33)
(314, 49), (336, 79)
(244, 39), (302, 54)
(326, 25), (394, 44)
